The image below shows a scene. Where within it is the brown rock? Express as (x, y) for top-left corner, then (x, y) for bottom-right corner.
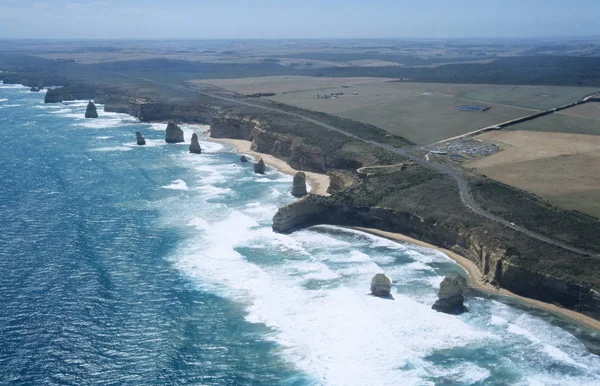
(165, 122), (184, 143)
(370, 273), (392, 297)
(254, 158), (266, 174)
(85, 101), (98, 118)
(292, 172), (308, 197)
(189, 133), (202, 154)
(135, 131), (146, 146)
(432, 276), (467, 314)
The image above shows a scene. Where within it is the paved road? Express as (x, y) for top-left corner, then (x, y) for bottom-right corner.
(116, 73), (598, 258)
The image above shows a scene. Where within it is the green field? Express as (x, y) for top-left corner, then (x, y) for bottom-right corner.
(457, 85), (599, 110)
(194, 77), (600, 144)
(264, 81), (532, 144)
(510, 113), (600, 136)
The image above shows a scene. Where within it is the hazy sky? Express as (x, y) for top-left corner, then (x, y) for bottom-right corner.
(1, 0), (599, 39)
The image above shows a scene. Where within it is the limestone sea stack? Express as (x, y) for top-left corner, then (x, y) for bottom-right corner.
(85, 101), (98, 118)
(370, 273), (392, 297)
(292, 172), (308, 197)
(432, 275), (467, 314)
(254, 158), (266, 174)
(189, 133), (202, 154)
(165, 122), (184, 143)
(135, 131), (146, 146)
(240, 155), (248, 163)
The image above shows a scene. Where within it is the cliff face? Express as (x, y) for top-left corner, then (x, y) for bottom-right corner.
(272, 195), (600, 320)
(210, 115), (258, 140)
(44, 85), (97, 103)
(210, 115), (365, 174)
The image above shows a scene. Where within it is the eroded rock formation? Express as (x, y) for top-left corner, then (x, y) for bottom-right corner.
(189, 133), (202, 154)
(292, 172), (308, 197)
(85, 101), (98, 118)
(44, 85), (96, 103)
(371, 273), (392, 297)
(254, 158), (266, 174)
(136, 131), (146, 146)
(165, 122), (184, 143)
(240, 155), (248, 163)
(432, 276), (467, 314)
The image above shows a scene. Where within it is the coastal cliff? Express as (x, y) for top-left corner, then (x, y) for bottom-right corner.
(33, 86), (600, 321)
(272, 188), (600, 320)
(210, 114), (367, 173)
(44, 85), (97, 103)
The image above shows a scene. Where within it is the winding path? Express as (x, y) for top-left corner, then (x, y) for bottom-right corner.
(116, 73), (599, 257)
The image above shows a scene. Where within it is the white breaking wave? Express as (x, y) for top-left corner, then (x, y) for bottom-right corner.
(90, 146), (132, 152)
(162, 179), (189, 191)
(153, 145), (600, 385)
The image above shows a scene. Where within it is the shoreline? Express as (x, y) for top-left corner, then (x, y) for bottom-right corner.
(209, 136), (330, 196)
(354, 227), (600, 333)
(207, 132), (600, 333)
(25, 89), (600, 334)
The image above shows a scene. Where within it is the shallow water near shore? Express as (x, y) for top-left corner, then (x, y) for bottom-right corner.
(1, 83), (600, 385)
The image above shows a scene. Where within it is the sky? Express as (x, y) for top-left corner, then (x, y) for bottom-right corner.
(0, 0), (599, 39)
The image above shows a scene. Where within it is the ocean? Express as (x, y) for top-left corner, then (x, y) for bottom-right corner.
(1, 82), (600, 385)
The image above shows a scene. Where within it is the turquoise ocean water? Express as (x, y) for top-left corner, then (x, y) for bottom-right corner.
(1, 83), (600, 385)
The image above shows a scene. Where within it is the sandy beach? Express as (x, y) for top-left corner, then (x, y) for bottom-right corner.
(209, 137), (330, 196)
(208, 135), (600, 333)
(354, 227), (600, 333)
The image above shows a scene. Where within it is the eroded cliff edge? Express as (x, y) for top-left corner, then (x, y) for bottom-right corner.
(273, 166), (600, 321)
(19, 82), (600, 321)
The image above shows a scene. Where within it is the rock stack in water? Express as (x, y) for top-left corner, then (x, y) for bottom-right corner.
(292, 172), (308, 197)
(165, 122), (184, 143)
(189, 133), (202, 154)
(432, 275), (467, 314)
(85, 101), (98, 118)
(254, 158), (266, 174)
(370, 273), (392, 297)
(135, 131), (146, 146)
(240, 155), (248, 163)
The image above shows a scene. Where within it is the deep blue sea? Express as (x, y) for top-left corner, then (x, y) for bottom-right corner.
(1, 83), (600, 385)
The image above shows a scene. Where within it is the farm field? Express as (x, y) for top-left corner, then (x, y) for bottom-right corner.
(261, 81), (532, 144)
(508, 112), (600, 136)
(195, 77), (599, 144)
(560, 102), (600, 119)
(468, 130), (600, 217)
(457, 85), (599, 110)
(191, 76), (392, 95)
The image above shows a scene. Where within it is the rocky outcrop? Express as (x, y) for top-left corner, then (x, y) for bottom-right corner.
(210, 115), (364, 174)
(240, 155), (248, 163)
(30, 86), (41, 92)
(165, 122), (184, 143)
(85, 101), (98, 118)
(136, 131), (146, 146)
(272, 197), (327, 232)
(210, 115), (258, 140)
(44, 85), (96, 103)
(292, 172), (308, 197)
(271, 194), (600, 320)
(432, 276), (467, 314)
(189, 133), (202, 154)
(327, 170), (361, 194)
(254, 158), (266, 174)
(370, 273), (392, 297)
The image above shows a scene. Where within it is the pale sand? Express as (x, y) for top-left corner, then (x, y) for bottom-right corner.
(209, 137), (330, 196)
(208, 136), (600, 332)
(353, 227), (600, 333)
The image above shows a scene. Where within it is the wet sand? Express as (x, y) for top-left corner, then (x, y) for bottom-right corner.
(210, 137), (330, 196)
(208, 134), (600, 333)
